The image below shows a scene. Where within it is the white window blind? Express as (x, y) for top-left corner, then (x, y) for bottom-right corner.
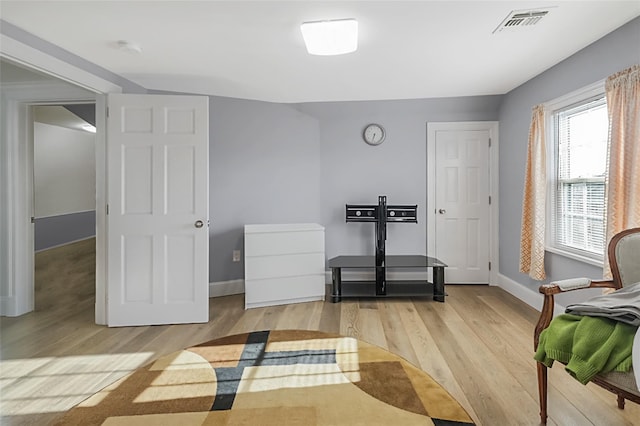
(553, 95), (608, 258)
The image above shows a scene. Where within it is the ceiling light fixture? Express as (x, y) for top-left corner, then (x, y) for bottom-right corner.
(300, 19), (358, 56)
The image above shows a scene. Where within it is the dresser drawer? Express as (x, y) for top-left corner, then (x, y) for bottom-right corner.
(244, 227), (324, 257)
(245, 252), (324, 280)
(245, 275), (325, 307)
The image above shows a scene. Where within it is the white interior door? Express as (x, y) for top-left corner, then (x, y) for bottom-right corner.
(107, 94), (209, 326)
(434, 129), (490, 284)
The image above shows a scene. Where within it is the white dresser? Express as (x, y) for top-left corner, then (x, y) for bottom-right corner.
(244, 223), (325, 309)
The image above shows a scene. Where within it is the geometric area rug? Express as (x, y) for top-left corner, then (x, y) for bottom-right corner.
(55, 330), (475, 425)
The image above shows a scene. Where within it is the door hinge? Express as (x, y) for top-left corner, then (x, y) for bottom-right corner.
(489, 261), (492, 271)
(106, 107), (109, 118)
(106, 204), (109, 215)
(488, 138), (491, 147)
(31, 216), (35, 224)
(489, 196), (492, 205)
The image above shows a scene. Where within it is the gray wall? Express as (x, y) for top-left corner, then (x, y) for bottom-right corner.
(34, 122), (96, 218)
(498, 17), (640, 305)
(209, 96), (321, 282)
(34, 211), (95, 251)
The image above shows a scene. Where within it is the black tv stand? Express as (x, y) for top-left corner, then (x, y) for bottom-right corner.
(329, 255), (446, 302)
(330, 196), (447, 302)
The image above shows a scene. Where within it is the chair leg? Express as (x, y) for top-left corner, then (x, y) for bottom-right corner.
(537, 362), (548, 424)
(617, 394), (625, 409)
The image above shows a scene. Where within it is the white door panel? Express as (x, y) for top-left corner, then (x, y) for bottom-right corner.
(435, 129), (489, 284)
(107, 94), (209, 326)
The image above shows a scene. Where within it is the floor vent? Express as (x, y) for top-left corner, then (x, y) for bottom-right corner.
(493, 9), (550, 33)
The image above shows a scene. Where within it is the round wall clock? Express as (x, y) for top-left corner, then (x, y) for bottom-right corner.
(363, 123), (386, 145)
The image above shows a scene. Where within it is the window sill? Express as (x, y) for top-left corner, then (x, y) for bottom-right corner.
(545, 246), (604, 268)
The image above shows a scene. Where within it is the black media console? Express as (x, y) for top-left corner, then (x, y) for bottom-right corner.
(329, 195), (447, 302)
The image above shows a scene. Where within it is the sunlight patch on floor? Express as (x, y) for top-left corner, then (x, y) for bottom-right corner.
(0, 352), (154, 416)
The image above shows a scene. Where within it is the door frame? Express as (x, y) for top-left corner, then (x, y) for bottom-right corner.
(426, 121), (499, 285)
(1, 33), (122, 323)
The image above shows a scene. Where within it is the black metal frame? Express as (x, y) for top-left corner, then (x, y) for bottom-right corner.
(345, 195), (418, 296)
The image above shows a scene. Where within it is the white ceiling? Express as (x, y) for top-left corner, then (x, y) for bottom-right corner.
(1, 1), (639, 103)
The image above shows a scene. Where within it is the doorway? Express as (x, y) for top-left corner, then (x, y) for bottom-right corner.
(0, 58), (109, 322)
(32, 103), (97, 312)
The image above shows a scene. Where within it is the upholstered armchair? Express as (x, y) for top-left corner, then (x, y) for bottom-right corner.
(534, 227), (640, 424)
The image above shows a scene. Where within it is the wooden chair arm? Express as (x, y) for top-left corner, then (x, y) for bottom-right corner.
(534, 280), (618, 349)
(538, 280), (618, 296)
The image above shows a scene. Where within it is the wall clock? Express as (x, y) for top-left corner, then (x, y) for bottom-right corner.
(363, 123), (386, 146)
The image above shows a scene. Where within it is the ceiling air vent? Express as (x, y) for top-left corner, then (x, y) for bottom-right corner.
(493, 9), (549, 33)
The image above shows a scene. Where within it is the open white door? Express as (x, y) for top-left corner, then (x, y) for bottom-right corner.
(107, 94), (209, 326)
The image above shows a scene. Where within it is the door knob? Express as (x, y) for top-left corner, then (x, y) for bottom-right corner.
(195, 220), (204, 228)
(438, 209), (446, 214)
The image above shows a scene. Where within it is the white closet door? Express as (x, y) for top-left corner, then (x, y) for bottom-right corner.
(434, 129), (490, 284)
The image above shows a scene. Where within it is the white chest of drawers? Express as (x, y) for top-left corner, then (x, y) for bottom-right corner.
(244, 223), (325, 309)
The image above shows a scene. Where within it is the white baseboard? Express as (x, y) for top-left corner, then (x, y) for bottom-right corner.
(496, 273), (564, 316)
(209, 279), (245, 298)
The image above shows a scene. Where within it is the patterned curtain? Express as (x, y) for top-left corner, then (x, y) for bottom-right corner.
(519, 105), (547, 280)
(603, 65), (640, 278)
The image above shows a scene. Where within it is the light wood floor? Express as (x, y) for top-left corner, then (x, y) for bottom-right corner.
(1, 239), (639, 425)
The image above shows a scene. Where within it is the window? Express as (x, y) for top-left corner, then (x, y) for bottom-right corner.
(547, 86), (608, 263)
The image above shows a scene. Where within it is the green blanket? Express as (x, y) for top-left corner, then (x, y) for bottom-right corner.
(534, 314), (636, 384)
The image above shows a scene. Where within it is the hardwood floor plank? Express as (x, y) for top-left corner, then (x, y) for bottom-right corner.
(317, 294), (341, 334)
(339, 300), (362, 339)
(303, 300), (325, 331)
(274, 301), (319, 330)
(352, 301), (388, 349)
(226, 304), (267, 335)
(376, 300), (419, 366)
